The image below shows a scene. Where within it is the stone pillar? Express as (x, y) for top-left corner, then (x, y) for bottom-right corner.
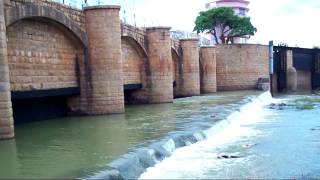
(286, 50), (297, 92)
(179, 38), (200, 97)
(84, 6), (124, 114)
(0, 1), (14, 139)
(146, 27), (173, 103)
(200, 46), (217, 93)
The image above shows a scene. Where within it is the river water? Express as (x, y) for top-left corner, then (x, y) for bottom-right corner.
(0, 91), (259, 179)
(1, 91), (320, 179)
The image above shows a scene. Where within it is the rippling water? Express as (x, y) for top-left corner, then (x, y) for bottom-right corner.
(0, 91), (259, 179)
(140, 93), (320, 179)
(3, 91), (318, 179)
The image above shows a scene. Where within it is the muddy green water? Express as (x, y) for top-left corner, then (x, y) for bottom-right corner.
(0, 91), (259, 179)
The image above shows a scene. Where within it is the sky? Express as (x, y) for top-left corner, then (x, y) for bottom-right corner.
(65, 0), (320, 48)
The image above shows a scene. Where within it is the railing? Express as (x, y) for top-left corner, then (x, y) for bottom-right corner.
(52, 0), (83, 9)
(51, 0), (212, 46)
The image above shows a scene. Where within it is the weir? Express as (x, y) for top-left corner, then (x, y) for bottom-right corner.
(87, 91), (274, 180)
(0, 0), (318, 179)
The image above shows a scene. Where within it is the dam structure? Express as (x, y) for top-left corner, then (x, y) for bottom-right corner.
(0, 0), (270, 140)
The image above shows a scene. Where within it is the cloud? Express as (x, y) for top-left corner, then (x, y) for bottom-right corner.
(249, 0), (320, 48)
(132, 0), (208, 30)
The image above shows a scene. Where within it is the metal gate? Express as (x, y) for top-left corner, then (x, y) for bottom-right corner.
(274, 48), (287, 92)
(312, 53), (320, 89)
(274, 46), (320, 92)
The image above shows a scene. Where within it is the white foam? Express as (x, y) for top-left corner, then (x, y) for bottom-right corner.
(162, 139), (175, 155)
(139, 92), (280, 179)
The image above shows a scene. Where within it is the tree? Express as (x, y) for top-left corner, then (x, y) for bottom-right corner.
(193, 7), (257, 44)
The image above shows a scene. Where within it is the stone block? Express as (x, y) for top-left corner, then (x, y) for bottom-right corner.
(84, 5), (124, 114)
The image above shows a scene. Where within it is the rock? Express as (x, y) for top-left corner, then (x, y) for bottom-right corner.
(310, 128), (320, 131)
(279, 103), (287, 106)
(217, 153), (243, 159)
(242, 143), (257, 149)
(268, 103), (288, 110)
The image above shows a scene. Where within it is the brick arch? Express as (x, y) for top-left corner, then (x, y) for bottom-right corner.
(7, 18), (85, 93)
(172, 47), (182, 97)
(5, 3), (88, 48)
(171, 47), (180, 60)
(172, 47), (180, 80)
(121, 36), (148, 85)
(121, 36), (148, 58)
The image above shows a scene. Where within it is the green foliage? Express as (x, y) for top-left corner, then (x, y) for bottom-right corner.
(193, 7), (257, 44)
(294, 97), (320, 110)
(295, 97), (320, 104)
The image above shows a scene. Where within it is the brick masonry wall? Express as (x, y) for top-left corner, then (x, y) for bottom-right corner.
(84, 6), (124, 114)
(216, 44), (269, 91)
(121, 23), (146, 51)
(200, 46), (217, 93)
(178, 39), (200, 97)
(5, 0), (86, 32)
(121, 38), (145, 85)
(145, 27), (173, 103)
(7, 20), (82, 91)
(0, 0), (14, 139)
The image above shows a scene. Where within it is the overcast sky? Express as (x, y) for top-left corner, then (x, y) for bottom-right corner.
(71, 0), (320, 48)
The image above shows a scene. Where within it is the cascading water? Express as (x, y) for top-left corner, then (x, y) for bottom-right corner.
(139, 91), (277, 179)
(87, 92), (278, 180)
(138, 92), (320, 179)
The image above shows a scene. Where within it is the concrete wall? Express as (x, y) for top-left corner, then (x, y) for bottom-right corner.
(297, 71), (311, 91)
(216, 44), (269, 91)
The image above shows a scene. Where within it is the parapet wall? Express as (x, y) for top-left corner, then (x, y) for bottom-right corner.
(4, 0), (86, 31)
(215, 44), (269, 91)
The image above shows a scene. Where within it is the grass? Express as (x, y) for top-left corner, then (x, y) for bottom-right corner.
(296, 104), (315, 110)
(294, 97), (320, 110)
(294, 98), (320, 104)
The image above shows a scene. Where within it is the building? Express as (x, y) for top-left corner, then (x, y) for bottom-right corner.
(205, 0), (250, 44)
(170, 30), (211, 45)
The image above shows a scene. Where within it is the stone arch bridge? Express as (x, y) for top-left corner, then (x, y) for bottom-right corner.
(0, 0), (269, 139)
